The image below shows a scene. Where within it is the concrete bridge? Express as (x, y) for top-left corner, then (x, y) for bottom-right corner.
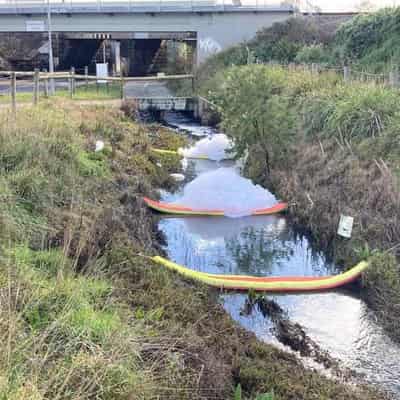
(0, 0), (294, 71)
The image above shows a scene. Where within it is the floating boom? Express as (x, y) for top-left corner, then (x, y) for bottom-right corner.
(143, 197), (288, 216)
(151, 256), (369, 292)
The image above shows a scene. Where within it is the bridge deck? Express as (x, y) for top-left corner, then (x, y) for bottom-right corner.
(0, 0), (293, 14)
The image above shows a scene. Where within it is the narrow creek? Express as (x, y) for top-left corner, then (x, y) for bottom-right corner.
(156, 112), (400, 398)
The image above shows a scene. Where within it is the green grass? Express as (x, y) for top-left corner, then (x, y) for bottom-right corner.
(54, 82), (121, 101)
(0, 82), (121, 105)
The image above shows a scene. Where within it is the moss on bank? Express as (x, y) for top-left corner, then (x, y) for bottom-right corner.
(0, 101), (385, 399)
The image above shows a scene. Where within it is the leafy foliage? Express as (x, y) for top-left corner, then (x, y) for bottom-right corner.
(249, 17), (335, 63)
(334, 7), (400, 70)
(209, 65), (294, 172)
(295, 44), (330, 64)
(197, 16), (343, 85)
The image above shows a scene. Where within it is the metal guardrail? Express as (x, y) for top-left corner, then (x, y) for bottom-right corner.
(0, 0), (293, 14)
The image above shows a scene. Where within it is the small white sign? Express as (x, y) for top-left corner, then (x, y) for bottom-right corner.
(96, 63), (108, 84)
(26, 20), (45, 32)
(337, 215), (354, 238)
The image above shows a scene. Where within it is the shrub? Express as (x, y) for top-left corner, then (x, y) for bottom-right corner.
(209, 65), (294, 171)
(295, 44), (330, 64)
(334, 7), (400, 70)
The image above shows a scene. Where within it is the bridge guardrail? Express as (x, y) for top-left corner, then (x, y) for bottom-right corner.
(0, 0), (292, 14)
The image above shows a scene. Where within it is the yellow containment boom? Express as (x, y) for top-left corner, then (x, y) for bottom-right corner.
(151, 148), (215, 160)
(151, 256), (369, 292)
(151, 148), (179, 156)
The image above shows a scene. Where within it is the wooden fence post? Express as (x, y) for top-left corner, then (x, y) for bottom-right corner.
(120, 76), (125, 100)
(311, 63), (318, 75)
(343, 66), (351, 83)
(72, 67), (76, 96)
(43, 68), (49, 97)
(69, 67), (75, 98)
(191, 76), (195, 95)
(33, 68), (40, 105)
(10, 72), (16, 114)
(389, 66), (399, 88)
(84, 66), (89, 90)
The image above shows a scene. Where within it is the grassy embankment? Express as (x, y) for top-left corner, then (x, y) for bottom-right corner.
(0, 99), (384, 399)
(198, 62), (400, 342)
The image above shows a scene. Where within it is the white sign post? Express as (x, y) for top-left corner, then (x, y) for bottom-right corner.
(26, 20), (45, 32)
(96, 63), (108, 84)
(337, 215), (354, 238)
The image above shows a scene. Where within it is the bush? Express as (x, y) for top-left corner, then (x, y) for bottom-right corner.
(208, 65), (294, 171)
(334, 7), (400, 70)
(302, 84), (400, 142)
(295, 44), (330, 64)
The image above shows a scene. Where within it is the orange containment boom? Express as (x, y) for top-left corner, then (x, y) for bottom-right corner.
(151, 256), (369, 292)
(143, 197), (288, 217)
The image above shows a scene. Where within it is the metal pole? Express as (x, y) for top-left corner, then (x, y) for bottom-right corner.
(47, 0), (55, 95)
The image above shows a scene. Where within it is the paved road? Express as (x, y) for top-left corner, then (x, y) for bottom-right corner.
(124, 81), (173, 98)
(0, 79), (82, 95)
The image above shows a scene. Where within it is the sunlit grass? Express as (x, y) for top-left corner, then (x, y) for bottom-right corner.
(0, 82), (121, 105)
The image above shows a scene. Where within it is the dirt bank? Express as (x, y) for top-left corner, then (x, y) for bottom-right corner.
(244, 137), (400, 343)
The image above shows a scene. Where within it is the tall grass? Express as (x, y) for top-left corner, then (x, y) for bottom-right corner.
(0, 103), (196, 399)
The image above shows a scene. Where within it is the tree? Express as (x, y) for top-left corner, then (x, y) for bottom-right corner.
(209, 65), (295, 174)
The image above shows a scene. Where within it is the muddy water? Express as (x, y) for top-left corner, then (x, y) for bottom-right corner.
(158, 113), (400, 397)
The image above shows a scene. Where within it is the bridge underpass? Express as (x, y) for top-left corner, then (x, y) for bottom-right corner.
(0, 31), (196, 75)
(0, 1), (293, 115)
(0, 1), (294, 74)
(56, 31), (196, 75)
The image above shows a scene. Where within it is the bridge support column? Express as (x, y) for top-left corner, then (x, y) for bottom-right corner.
(111, 40), (121, 76)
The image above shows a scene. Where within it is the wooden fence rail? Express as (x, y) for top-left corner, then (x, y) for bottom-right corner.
(0, 68), (194, 112)
(3, 61), (397, 114)
(264, 61), (400, 89)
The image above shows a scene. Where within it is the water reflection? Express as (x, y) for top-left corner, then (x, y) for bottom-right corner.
(226, 224), (296, 276)
(159, 211), (400, 395)
(159, 215), (336, 278)
(158, 117), (400, 397)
